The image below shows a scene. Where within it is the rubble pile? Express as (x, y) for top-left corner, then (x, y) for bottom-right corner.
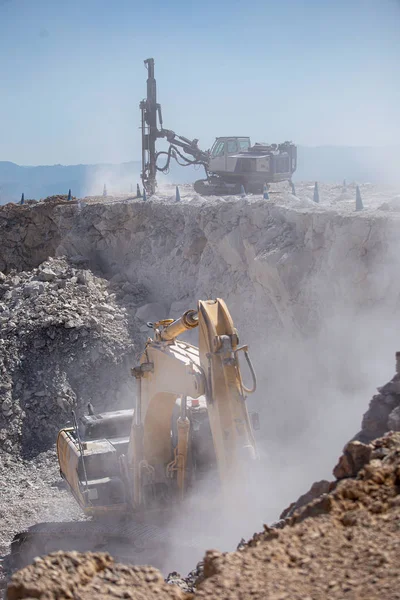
(0, 257), (139, 456)
(7, 431), (400, 599)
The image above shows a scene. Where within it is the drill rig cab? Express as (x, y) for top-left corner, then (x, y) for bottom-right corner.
(195, 136), (297, 195)
(140, 58), (297, 196)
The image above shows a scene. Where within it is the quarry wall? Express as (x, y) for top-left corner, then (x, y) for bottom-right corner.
(2, 193), (400, 512)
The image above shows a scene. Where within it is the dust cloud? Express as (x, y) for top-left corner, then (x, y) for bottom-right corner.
(83, 160), (187, 198)
(155, 205), (400, 577)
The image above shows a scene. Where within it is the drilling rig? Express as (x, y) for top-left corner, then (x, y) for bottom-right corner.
(140, 58), (297, 197)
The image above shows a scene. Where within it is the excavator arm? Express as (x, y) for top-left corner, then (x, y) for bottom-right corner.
(128, 299), (257, 509)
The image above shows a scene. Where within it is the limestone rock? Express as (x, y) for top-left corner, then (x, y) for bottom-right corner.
(388, 405), (400, 431)
(333, 440), (373, 479)
(38, 268), (56, 282)
(280, 480), (332, 519)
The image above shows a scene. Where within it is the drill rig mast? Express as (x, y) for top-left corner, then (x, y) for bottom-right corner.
(140, 58), (209, 196)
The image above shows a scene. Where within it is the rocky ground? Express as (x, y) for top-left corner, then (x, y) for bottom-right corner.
(0, 449), (83, 558)
(5, 431), (400, 599)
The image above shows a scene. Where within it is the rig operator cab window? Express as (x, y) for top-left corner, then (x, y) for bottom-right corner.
(210, 139), (226, 171)
(238, 138), (251, 151)
(210, 137), (251, 172)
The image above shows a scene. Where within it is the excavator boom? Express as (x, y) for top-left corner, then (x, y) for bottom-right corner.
(130, 299), (257, 508)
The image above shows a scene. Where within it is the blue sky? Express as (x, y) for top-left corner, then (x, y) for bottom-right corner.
(0, 0), (399, 165)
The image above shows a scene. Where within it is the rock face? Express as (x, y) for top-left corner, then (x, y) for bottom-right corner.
(54, 197), (399, 339)
(0, 197), (72, 274)
(0, 257), (140, 456)
(8, 432), (400, 600)
(2, 193), (400, 342)
(353, 356), (400, 444)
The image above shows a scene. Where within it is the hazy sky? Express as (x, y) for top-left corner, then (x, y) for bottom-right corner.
(0, 0), (399, 165)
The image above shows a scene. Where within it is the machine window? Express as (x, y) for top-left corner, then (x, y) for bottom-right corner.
(239, 139), (250, 151)
(227, 139), (238, 153)
(212, 141), (225, 158)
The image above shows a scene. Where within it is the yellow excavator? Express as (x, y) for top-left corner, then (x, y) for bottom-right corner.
(58, 298), (258, 515)
(11, 299), (258, 568)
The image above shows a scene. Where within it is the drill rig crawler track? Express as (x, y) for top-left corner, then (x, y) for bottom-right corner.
(9, 299), (258, 570)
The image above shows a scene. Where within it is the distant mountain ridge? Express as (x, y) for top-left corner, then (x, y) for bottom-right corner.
(1, 145), (399, 204)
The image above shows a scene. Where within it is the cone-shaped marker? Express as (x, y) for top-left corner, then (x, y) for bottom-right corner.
(175, 186), (181, 202)
(313, 182), (319, 203)
(103, 184), (107, 197)
(263, 183), (269, 200)
(67, 189), (72, 201)
(143, 187), (147, 201)
(240, 184), (246, 198)
(355, 185), (364, 211)
(20, 193), (24, 205)
(290, 181), (296, 196)
(136, 183), (142, 198)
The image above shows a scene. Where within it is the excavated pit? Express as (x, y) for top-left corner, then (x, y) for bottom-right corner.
(2, 181), (400, 595)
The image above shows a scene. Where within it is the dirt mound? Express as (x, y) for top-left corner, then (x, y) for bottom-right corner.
(0, 257), (138, 456)
(6, 432), (400, 599)
(194, 432), (400, 599)
(6, 552), (185, 600)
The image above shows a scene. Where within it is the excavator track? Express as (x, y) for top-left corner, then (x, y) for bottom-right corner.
(9, 520), (172, 571)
